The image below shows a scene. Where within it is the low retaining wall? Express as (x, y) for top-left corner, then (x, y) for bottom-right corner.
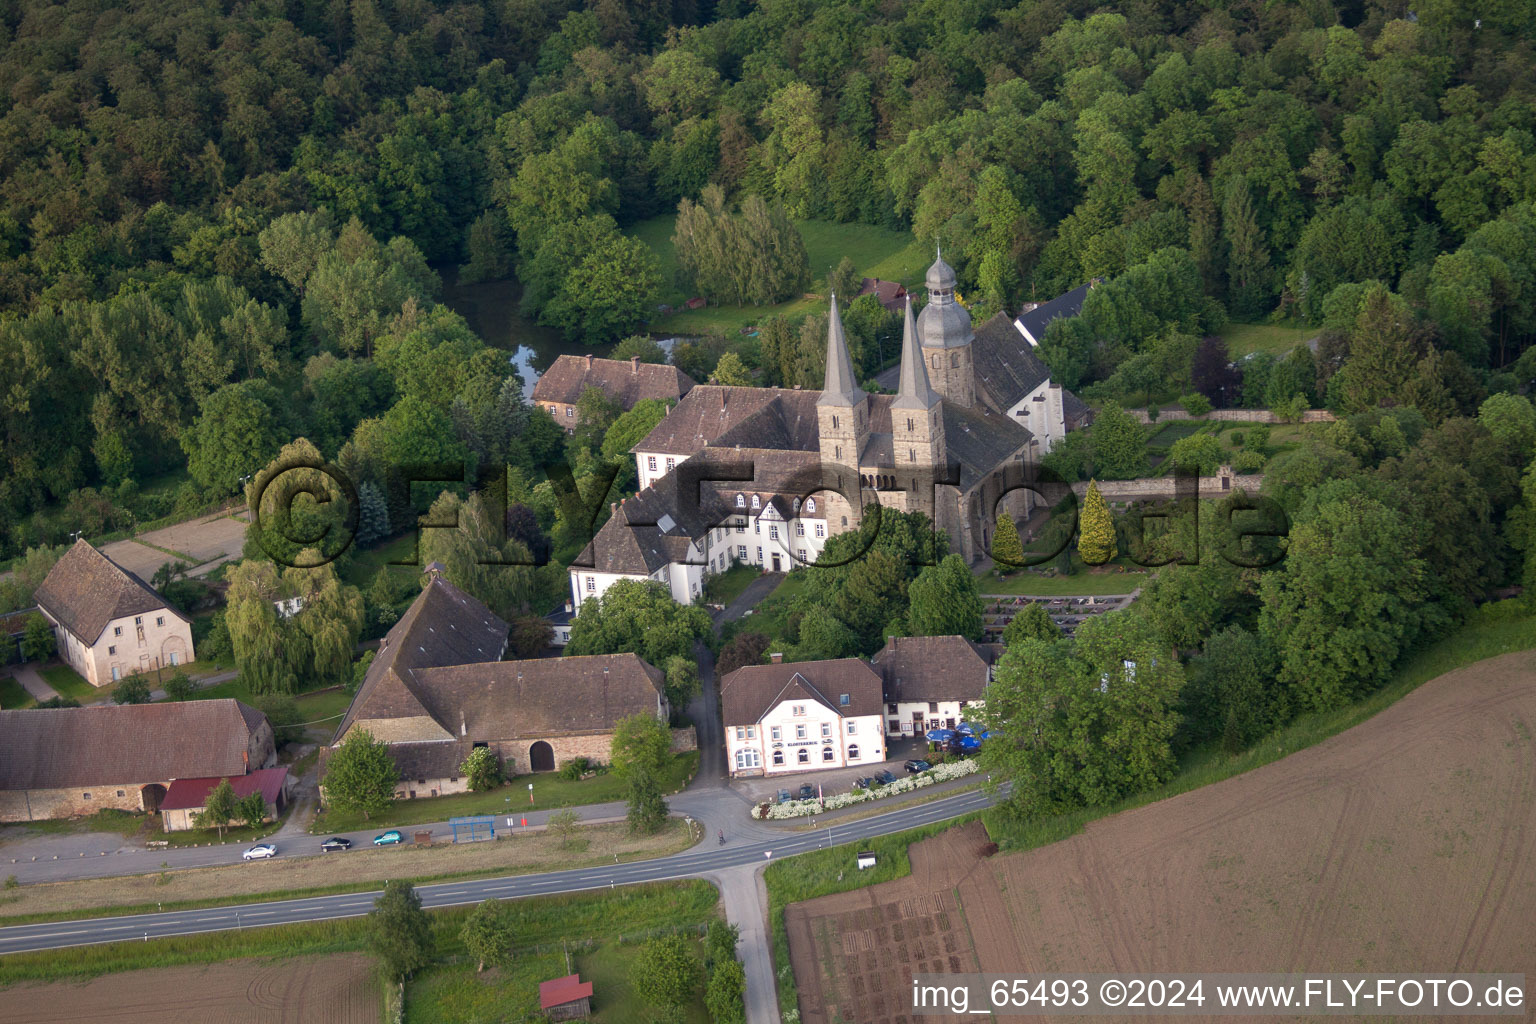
(1130, 408), (1336, 425)
(1068, 466), (1265, 506)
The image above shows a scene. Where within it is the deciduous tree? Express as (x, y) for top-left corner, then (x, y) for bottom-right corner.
(322, 729), (399, 821)
(369, 881), (434, 982)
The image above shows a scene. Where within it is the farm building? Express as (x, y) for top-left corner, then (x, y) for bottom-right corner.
(157, 766), (290, 831)
(323, 574), (689, 800)
(30, 539), (195, 687)
(532, 354), (695, 432)
(0, 700), (276, 822)
(539, 974), (593, 1019)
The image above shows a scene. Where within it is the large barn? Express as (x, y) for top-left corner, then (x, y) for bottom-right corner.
(323, 573), (684, 801)
(0, 700), (275, 822)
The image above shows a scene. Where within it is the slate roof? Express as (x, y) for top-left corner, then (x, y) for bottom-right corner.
(873, 635), (1006, 703)
(1013, 281), (1094, 345)
(632, 386), (821, 456)
(720, 658), (884, 726)
(32, 540), (185, 644)
(572, 448), (829, 575)
(940, 401), (1033, 493)
(334, 578), (509, 741)
(159, 766), (288, 811)
(531, 355), (696, 408)
(972, 312), (1055, 412)
(0, 700), (268, 790)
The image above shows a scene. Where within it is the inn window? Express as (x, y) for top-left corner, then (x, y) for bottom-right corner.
(848, 744), (859, 759)
(846, 720), (857, 734)
(928, 702), (939, 713)
(773, 749), (784, 765)
(795, 724), (806, 739)
(792, 705), (805, 716)
(822, 747), (835, 762)
(771, 726), (781, 741)
(821, 722), (832, 738)
(798, 749), (809, 764)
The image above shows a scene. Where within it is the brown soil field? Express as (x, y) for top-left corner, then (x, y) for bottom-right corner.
(787, 650), (1536, 1023)
(1, 820), (696, 920)
(0, 953), (378, 1023)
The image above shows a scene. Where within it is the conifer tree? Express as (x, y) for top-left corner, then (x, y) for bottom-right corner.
(992, 510), (1026, 570)
(1078, 481), (1117, 565)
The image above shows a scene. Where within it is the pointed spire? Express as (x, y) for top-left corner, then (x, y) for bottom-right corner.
(892, 295), (938, 411)
(817, 292), (865, 408)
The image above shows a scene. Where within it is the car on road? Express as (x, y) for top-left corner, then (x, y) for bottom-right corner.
(903, 759), (932, 775)
(853, 776), (872, 790)
(373, 830), (404, 846)
(797, 783), (816, 800)
(776, 789), (791, 804)
(242, 844), (277, 861)
(873, 769), (897, 785)
(320, 837), (353, 852)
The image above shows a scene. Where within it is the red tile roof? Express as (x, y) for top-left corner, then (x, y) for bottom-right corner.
(539, 974), (594, 1009)
(159, 766), (288, 811)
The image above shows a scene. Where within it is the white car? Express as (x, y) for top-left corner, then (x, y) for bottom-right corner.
(242, 843), (277, 861)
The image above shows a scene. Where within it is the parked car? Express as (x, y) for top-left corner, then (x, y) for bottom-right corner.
(320, 837), (353, 852)
(797, 783), (816, 800)
(373, 830), (404, 846)
(853, 776), (872, 790)
(242, 844), (277, 861)
(873, 769), (897, 785)
(903, 759), (932, 774)
(776, 789), (791, 804)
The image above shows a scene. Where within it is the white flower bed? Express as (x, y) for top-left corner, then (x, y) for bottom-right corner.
(750, 760), (980, 819)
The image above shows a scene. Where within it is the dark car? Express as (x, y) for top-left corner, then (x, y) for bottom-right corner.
(853, 776), (872, 790)
(873, 769), (897, 785)
(797, 783), (816, 800)
(776, 789), (791, 804)
(320, 837), (352, 852)
(903, 759), (932, 774)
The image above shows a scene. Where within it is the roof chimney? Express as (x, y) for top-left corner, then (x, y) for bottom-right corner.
(610, 502), (617, 515)
(585, 353), (593, 369)
(770, 652), (783, 664)
(631, 356), (639, 371)
(565, 599), (573, 612)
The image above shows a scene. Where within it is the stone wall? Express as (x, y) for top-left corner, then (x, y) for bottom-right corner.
(1070, 466), (1265, 509)
(0, 781), (156, 822)
(1128, 408), (1336, 425)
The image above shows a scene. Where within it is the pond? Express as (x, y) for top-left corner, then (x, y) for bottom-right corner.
(437, 266), (679, 399)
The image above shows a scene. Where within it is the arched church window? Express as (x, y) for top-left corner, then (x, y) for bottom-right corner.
(951, 353), (959, 368)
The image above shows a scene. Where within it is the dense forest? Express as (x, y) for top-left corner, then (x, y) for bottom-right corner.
(3, 0), (1536, 571)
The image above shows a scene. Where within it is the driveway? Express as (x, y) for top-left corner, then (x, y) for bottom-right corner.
(718, 572), (785, 624)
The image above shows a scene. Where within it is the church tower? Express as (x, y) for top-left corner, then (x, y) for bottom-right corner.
(916, 249), (976, 408)
(816, 293), (869, 471)
(891, 296), (946, 501)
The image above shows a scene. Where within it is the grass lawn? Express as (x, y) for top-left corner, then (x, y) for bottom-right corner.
(403, 880), (719, 1024)
(722, 569), (810, 643)
(313, 751), (699, 834)
(630, 213), (926, 336)
(1145, 420), (1209, 445)
(703, 563), (761, 605)
(1219, 321), (1315, 357)
(0, 819), (701, 926)
(980, 568), (1150, 597)
(0, 675), (35, 709)
(11, 808), (147, 840)
(340, 531), (420, 588)
(40, 664), (100, 703)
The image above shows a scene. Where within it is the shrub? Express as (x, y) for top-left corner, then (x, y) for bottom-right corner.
(558, 757), (592, 781)
(1233, 450), (1266, 473)
(1179, 392), (1212, 416)
(1230, 431), (1245, 447)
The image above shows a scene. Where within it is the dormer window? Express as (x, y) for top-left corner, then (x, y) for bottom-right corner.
(736, 494), (745, 508)
(806, 498), (816, 513)
(793, 497), (801, 512)
(751, 495), (760, 510)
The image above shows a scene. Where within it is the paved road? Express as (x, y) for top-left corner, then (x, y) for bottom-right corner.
(0, 784), (1000, 955)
